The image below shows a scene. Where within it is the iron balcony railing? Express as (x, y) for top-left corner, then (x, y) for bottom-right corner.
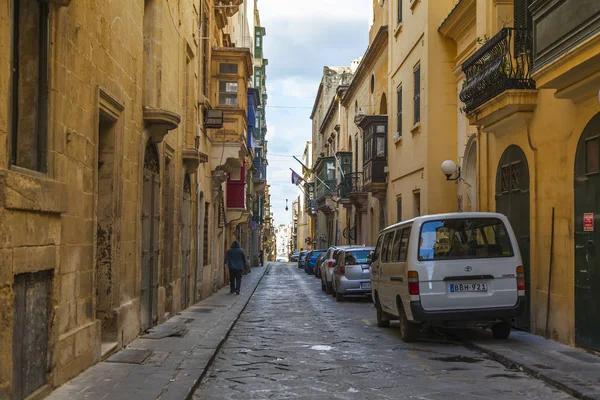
(338, 172), (364, 198)
(460, 28), (536, 114)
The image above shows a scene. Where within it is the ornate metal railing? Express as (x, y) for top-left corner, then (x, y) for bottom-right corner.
(316, 179), (336, 200)
(253, 159), (267, 182)
(338, 172), (364, 198)
(460, 28), (536, 114)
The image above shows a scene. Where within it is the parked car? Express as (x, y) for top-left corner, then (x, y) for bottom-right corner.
(305, 250), (326, 274)
(276, 257), (289, 263)
(371, 212), (525, 342)
(290, 252), (299, 262)
(314, 253), (327, 280)
(298, 251), (309, 269)
(320, 245), (360, 294)
(332, 246), (375, 301)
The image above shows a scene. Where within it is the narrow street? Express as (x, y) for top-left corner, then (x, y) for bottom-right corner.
(193, 263), (571, 400)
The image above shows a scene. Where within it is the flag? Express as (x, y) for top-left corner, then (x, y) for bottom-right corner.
(291, 170), (304, 185)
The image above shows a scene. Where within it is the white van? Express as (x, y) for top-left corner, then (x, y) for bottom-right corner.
(371, 212), (526, 342)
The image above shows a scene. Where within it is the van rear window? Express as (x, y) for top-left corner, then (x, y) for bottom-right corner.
(418, 218), (514, 261)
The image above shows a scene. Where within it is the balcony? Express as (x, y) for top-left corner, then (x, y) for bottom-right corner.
(226, 165), (249, 225)
(314, 156), (337, 215)
(460, 28), (537, 130)
(358, 116), (388, 196)
(253, 159), (267, 194)
(340, 172), (369, 210)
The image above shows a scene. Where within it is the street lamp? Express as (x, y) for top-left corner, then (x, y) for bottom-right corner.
(441, 160), (461, 181)
(285, 198), (288, 211)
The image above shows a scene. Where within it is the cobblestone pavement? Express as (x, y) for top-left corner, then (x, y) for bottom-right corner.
(193, 263), (572, 400)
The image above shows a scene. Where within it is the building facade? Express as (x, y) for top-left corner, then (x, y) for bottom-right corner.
(439, 0), (600, 348)
(0, 0), (272, 398)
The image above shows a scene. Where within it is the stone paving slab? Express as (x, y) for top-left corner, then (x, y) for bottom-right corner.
(465, 330), (600, 400)
(46, 266), (268, 400)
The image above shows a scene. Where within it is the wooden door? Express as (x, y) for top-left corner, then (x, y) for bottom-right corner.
(496, 145), (530, 331)
(575, 113), (600, 350)
(181, 175), (192, 309)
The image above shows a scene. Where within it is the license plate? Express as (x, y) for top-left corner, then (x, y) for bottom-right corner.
(361, 282), (371, 289)
(449, 282), (488, 292)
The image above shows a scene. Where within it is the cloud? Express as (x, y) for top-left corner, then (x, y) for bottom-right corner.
(258, 0), (372, 24)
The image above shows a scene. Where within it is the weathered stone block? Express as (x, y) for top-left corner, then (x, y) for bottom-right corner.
(57, 303), (71, 336)
(13, 245), (56, 275)
(0, 169), (68, 213)
(57, 333), (75, 368)
(61, 245), (93, 274)
(0, 288), (13, 387)
(0, 209), (27, 249)
(77, 270), (94, 299)
(0, 249), (13, 288)
(61, 272), (77, 303)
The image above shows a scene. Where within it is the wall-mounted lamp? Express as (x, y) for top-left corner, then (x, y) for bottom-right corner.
(441, 160), (461, 181)
(285, 199), (289, 211)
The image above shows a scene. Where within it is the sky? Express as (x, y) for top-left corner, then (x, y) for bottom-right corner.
(255, 0), (372, 227)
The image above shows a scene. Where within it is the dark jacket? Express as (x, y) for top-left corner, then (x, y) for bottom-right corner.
(226, 241), (246, 271)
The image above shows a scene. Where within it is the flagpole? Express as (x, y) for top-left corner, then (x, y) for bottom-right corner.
(292, 158), (332, 191)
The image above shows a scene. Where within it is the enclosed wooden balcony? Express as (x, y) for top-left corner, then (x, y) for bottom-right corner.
(358, 115), (387, 196)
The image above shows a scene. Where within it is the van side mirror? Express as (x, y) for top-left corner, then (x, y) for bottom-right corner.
(367, 251), (374, 264)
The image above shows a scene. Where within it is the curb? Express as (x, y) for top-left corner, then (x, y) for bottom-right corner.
(171, 264), (270, 400)
(465, 340), (599, 400)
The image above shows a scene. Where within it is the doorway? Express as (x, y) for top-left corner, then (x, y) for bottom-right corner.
(574, 112), (600, 350)
(496, 145), (530, 331)
(141, 140), (160, 331)
(181, 174), (192, 309)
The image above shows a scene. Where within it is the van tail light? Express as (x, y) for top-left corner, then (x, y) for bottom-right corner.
(328, 261), (333, 267)
(340, 264), (345, 275)
(516, 266), (525, 291)
(408, 271), (420, 295)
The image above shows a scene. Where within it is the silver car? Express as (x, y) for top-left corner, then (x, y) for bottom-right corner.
(320, 245), (355, 294)
(332, 246), (375, 302)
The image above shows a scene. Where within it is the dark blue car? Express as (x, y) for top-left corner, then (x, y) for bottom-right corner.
(304, 250), (326, 274)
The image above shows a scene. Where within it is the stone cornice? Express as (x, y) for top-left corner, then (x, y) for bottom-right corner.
(143, 106), (181, 143)
(341, 26), (389, 107)
(438, 0), (476, 41)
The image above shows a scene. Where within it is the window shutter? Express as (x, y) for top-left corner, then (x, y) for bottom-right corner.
(398, 0), (403, 23)
(514, 0), (531, 29)
(397, 197), (402, 223)
(397, 87), (402, 136)
(413, 66), (421, 124)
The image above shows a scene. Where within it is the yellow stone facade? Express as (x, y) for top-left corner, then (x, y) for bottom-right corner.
(0, 0), (265, 398)
(438, 0), (600, 347)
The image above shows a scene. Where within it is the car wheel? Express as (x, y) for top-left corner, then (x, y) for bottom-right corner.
(326, 281), (333, 294)
(491, 321), (512, 340)
(321, 278), (326, 292)
(335, 290), (344, 302)
(398, 302), (419, 343)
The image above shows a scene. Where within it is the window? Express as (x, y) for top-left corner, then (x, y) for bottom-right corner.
(413, 65), (421, 124)
(398, 0), (403, 23)
(586, 137), (599, 175)
(398, 227), (411, 262)
(397, 87), (402, 136)
(219, 63), (238, 74)
(396, 197), (402, 222)
(346, 250), (371, 265)
(414, 191), (421, 217)
(255, 69), (262, 86)
(391, 229), (402, 262)
(373, 235), (383, 261)
(376, 136), (385, 157)
(371, 74), (375, 94)
(11, 0), (50, 172)
(381, 231), (394, 263)
(418, 218), (514, 261)
(219, 81), (238, 105)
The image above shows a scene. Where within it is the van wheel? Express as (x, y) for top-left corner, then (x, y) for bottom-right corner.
(491, 321), (512, 340)
(326, 281), (333, 294)
(399, 303), (419, 342)
(376, 304), (390, 328)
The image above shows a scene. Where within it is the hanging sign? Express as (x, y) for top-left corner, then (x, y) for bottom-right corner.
(584, 213), (594, 232)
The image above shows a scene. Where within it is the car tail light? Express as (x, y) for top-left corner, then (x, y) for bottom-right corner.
(516, 266), (525, 291)
(340, 264), (345, 275)
(408, 271), (419, 295)
(328, 261), (333, 267)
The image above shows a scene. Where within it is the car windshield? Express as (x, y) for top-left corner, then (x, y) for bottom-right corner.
(346, 250), (372, 265)
(418, 218), (514, 261)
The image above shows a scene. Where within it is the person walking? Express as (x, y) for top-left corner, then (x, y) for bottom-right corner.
(259, 249), (264, 267)
(226, 240), (246, 294)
